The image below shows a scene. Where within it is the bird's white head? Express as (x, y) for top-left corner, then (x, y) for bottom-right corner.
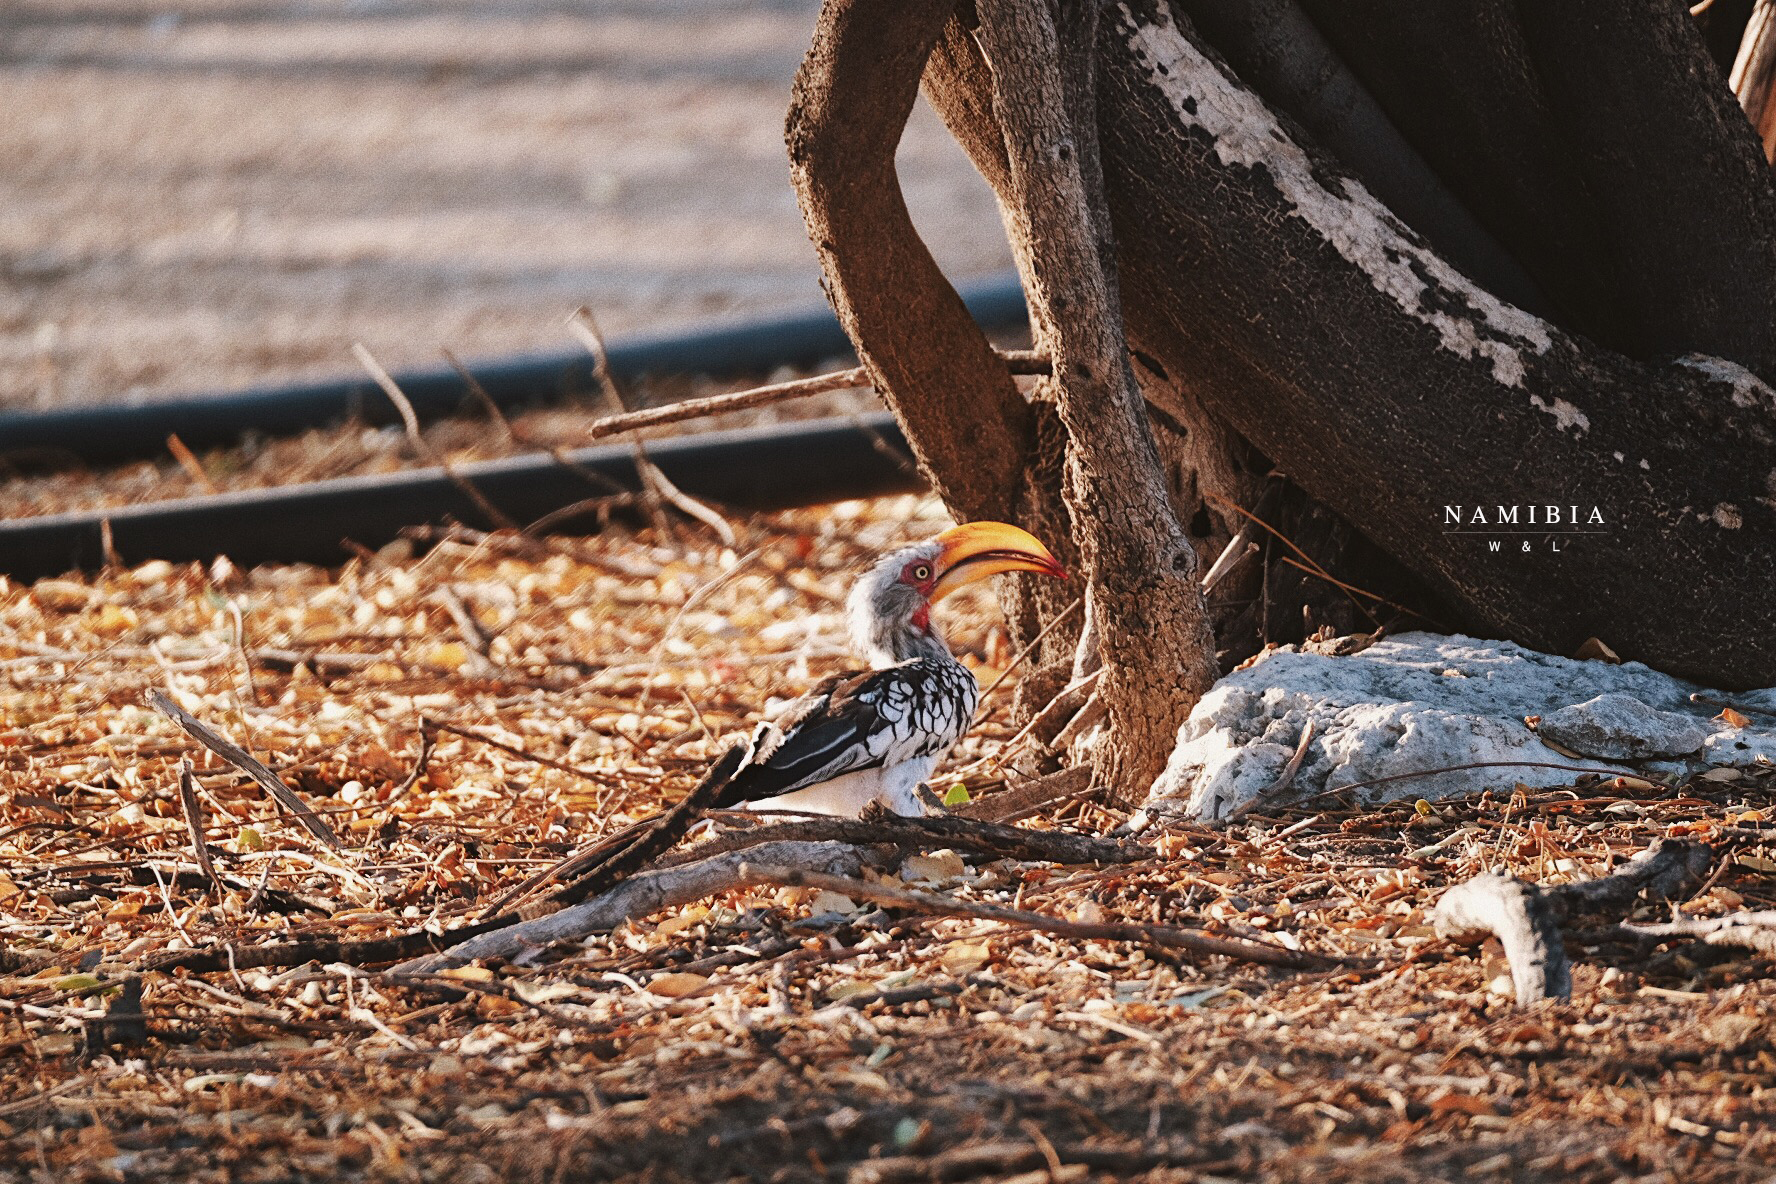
(847, 520), (1066, 667)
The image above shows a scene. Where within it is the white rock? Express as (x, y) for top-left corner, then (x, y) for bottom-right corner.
(1141, 632), (1776, 823)
(1538, 693), (1712, 759)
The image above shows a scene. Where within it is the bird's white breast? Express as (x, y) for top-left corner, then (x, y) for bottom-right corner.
(746, 755), (940, 818)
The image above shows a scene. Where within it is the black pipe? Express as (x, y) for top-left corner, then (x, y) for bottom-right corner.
(0, 273), (1026, 468)
(0, 414), (925, 581)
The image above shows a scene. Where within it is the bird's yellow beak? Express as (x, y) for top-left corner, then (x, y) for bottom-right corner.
(929, 521), (1067, 604)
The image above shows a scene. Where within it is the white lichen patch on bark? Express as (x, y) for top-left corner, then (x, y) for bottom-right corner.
(1528, 394), (1590, 434)
(1118, 4), (1553, 389)
(1677, 353), (1776, 411)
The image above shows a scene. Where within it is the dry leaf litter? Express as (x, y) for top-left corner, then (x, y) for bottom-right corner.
(2, 495), (1774, 1183)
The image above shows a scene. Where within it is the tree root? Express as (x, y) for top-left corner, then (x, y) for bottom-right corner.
(1432, 838), (1715, 1005)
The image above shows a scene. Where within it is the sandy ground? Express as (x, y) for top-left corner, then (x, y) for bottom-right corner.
(3, 503), (1774, 1182)
(0, 0), (1013, 410)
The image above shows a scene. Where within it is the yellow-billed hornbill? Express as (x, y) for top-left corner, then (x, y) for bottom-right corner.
(714, 521), (1066, 818)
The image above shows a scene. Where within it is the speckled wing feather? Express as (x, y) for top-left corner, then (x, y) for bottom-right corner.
(712, 660), (977, 808)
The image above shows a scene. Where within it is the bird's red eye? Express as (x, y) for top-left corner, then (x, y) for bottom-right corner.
(907, 563), (932, 584)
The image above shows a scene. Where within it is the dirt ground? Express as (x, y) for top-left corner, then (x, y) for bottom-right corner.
(2, 500), (1774, 1183)
(1, 0), (1012, 410)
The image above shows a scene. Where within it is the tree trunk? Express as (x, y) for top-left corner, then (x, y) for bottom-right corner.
(1089, 0), (1776, 688)
(968, 0), (1220, 798)
(790, 0), (1776, 810)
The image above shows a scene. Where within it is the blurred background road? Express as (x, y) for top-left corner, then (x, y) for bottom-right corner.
(0, 0), (1013, 409)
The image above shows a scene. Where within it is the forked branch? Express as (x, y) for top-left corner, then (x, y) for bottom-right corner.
(1433, 839), (1715, 1005)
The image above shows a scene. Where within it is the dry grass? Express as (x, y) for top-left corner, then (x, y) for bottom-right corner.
(2, 498), (1774, 1183)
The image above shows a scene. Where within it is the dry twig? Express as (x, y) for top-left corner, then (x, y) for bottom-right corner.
(742, 863), (1327, 970)
(145, 689), (342, 849)
(577, 350), (1051, 442)
(176, 758), (224, 893)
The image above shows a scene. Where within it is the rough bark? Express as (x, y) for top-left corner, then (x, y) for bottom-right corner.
(1292, 0), (1633, 352)
(799, 0), (1776, 703)
(1095, 0), (1776, 688)
(970, 0), (1221, 801)
(1512, 0), (1776, 376)
(1172, 0), (1552, 318)
(1296, 0), (1776, 375)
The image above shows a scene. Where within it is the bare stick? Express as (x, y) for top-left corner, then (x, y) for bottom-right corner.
(1224, 721), (1317, 823)
(425, 719), (610, 783)
(432, 586), (496, 676)
(1689, 691), (1776, 720)
(165, 433), (219, 494)
(654, 799), (1142, 868)
(146, 689), (342, 849)
(1200, 539), (1257, 594)
(522, 494), (642, 535)
(1609, 910), (1776, 956)
(224, 599), (263, 707)
(446, 348), (631, 497)
(176, 758), (224, 893)
(961, 668), (1102, 778)
(1050, 690), (1107, 753)
(744, 863), (1326, 970)
(575, 350), (1051, 442)
(956, 765), (1096, 825)
(631, 450), (738, 548)
(352, 342), (521, 531)
(976, 596), (1082, 707)
(384, 726), (435, 807)
(396, 839), (868, 972)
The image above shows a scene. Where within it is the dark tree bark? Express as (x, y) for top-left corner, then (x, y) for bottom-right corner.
(1093, 0), (1776, 687)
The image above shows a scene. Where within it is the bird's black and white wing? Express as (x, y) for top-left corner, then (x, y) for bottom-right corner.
(711, 659), (978, 808)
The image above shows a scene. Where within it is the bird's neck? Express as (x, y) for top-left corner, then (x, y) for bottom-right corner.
(864, 617), (957, 668)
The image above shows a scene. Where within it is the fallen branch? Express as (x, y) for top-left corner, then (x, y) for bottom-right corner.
(1433, 838), (1714, 1005)
(1432, 871), (1571, 1005)
(395, 840), (867, 972)
(851, 1137), (1217, 1183)
(1224, 721), (1316, 824)
(141, 745), (750, 975)
(956, 766), (1096, 825)
(1607, 910), (1776, 956)
(145, 689), (341, 849)
(503, 741), (749, 919)
(745, 864), (1327, 971)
